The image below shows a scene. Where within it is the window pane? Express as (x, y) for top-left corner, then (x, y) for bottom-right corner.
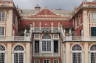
(14, 45), (24, 63)
(0, 11), (5, 21)
(72, 45), (82, 51)
(91, 27), (96, 36)
(0, 53), (4, 63)
(91, 53), (96, 63)
(54, 59), (58, 63)
(92, 13), (96, 22)
(42, 40), (51, 52)
(73, 53), (81, 63)
(42, 41), (46, 51)
(90, 45), (96, 51)
(0, 45), (5, 51)
(0, 27), (4, 35)
(47, 41), (51, 51)
(19, 53), (23, 63)
(14, 53), (24, 63)
(14, 53), (18, 63)
(34, 59), (40, 63)
(44, 60), (50, 63)
(42, 34), (51, 39)
(35, 40), (39, 53)
(54, 40), (58, 53)
(14, 45), (24, 51)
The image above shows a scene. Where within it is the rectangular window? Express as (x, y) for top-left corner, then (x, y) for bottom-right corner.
(73, 53), (81, 63)
(0, 53), (5, 63)
(35, 40), (39, 53)
(91, 53), (96, 63)
(34, 59), (40, 63)
(91, 27), (96, 36)
(14, 53), (24, 63)
(54, 40), (58, 53)
(54, 59), (59, 63)
(0, 11), (6, 21)
(43, 59), (50, 63)
(0, 27), (4, 35)
(42, 40), (51, 52)
(92, 13), (96, 22)
(65, 28), (69, 36)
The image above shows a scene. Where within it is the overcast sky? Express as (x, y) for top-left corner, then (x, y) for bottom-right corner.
(13, 0), (83, 10)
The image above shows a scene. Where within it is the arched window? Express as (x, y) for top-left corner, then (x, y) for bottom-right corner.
(42, 34), (51, 39)
(72, 44), (82, 51)
(14, 45), (24, 63)
(0, 45), (5, 63)
(72, 44), (82, 63)
(90, 45), (96, 63)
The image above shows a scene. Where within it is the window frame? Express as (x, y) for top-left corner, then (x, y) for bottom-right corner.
(53, 59), (59, 63)
(92, 12), (96, 22)
(0, 11), (6, 22)
(34, 59), (40, 63)
(41, 39), (53, 53)
(0, 45), (5, 63)
(13, 45), (24, 63)
(43, 59), (50, 63)
(90, 45), (96, 63)
(72, 45), (82, 63)
(0, 27), (4, 36)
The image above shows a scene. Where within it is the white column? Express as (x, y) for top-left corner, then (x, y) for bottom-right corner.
(24, 29), (27, 36)
(84, 43), (89, 63)
(6, 10), (13, 36)
(58, 23), (60, 31)
(7, 43), (12, 63)
(40, 22), (41, 31)
(61, 43), (65, 63)
(33, 22), (35, 31)
(65, 43), (71, 63)
(51, 22), (53, 32)
(25, 43), (31, 63)
(30, 24), (32, 32)
(64, 28), (65, 37)
(83, 10), (90, 40)
(69, 29), (72, 36)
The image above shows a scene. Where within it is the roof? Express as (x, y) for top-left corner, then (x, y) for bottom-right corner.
(20, 8), (72, 17)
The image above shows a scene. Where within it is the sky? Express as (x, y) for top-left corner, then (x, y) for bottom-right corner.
(13, 0), (83, 10)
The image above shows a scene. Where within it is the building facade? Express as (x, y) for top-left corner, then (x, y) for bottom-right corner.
(0, 0), (96, 63)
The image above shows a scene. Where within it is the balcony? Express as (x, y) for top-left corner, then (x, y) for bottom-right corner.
(0, 36), (30, 41)
(64, 36), (96, 41)
(32, 27), (60, 33)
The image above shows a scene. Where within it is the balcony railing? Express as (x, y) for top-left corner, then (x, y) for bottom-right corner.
(32, 27), (60, 33)
(0, 36), (30, 41)
(64, 36), (96, 41)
